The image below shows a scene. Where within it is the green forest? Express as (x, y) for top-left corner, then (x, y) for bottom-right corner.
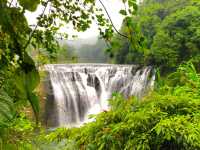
(1, 0), (200, 149)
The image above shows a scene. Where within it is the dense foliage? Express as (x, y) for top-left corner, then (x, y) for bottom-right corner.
(107, 0), (200, 72)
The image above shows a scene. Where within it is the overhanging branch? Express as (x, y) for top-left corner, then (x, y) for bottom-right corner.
(23, 0), (50, 51)
(98, 0), (128, 39)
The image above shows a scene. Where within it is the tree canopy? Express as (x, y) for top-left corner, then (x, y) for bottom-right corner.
(107, 0), (200, 73)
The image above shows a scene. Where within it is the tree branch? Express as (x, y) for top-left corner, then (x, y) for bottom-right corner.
(9, 0), (14, 7)
(123, 1), (134, 47)
(98, 0), (128, 39)
(23, 0), (50, 51)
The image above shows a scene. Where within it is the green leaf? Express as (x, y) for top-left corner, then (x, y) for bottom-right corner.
(15, 53), (40, 124)
(18, 0), (40, 12)
(15, 72), (27, 99)
(0, 89), (14, 122)
(132, 3), (138, 11)
(155, 126), (162, 135)
(28, 92), (39, 124)
(26, 69), (40, 92)
(128, 0), (136, 6)
(119, 10), (127, 16)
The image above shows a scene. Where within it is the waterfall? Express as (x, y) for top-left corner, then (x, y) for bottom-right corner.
(44, 64), (155, 127)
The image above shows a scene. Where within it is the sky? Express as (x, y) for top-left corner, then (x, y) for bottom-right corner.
(24, 0), (128, 40)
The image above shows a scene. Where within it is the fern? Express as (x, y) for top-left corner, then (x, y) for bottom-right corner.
(0, 89), (14, 127)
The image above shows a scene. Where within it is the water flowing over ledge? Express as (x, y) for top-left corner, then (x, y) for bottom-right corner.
(44, 64), (155, 127)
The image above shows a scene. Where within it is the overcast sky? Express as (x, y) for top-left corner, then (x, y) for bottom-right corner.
(24, 0), (131, 39)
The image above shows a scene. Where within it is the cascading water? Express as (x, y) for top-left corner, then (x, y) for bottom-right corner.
(44, 64), (155, 127)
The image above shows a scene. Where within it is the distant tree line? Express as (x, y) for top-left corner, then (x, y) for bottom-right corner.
(107, 0), (200, 73)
